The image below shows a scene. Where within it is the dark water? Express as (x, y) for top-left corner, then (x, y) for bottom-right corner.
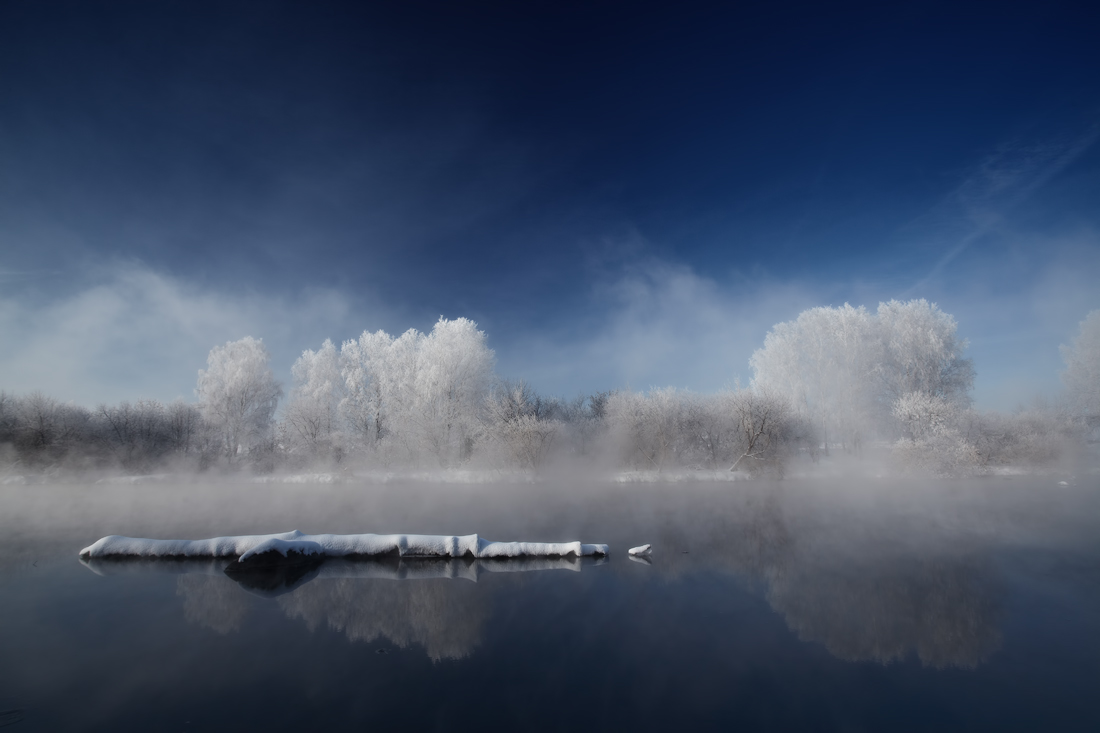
(1, 477), (1098, 731)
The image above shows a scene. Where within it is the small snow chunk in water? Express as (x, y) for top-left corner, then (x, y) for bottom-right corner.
(628, 544), (652, 556)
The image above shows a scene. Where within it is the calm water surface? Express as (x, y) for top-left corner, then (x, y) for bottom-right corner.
(1, 477), (1098, 731)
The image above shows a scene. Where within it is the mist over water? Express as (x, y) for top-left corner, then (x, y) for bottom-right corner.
(2, 475), (1099, 728)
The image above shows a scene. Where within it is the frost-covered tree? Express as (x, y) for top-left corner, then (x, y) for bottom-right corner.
(284, 339), (344, 457)
(196, 337), (283, 461)
(604, 387), (795, 474)
(678, 391), (737, 470)
(892, 391), (959, 442)
(889, 391), (978, 475)
(1061, 310), (1100, 421)
(606, 388), (688, 471)
(550, 390), (611, 459)
(750, 303), (878, 451)
(335, 317), (495, 466)
(339, 329), (398, 447)
(875, 300), (974, 407)
(482, 380), (562, 469)
(727, 388), (793, 474)
(408, 318), (495, 465)
(751, 300), (973, 450)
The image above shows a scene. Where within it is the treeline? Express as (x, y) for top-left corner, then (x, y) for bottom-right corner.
(277, 318), (802, 474)
(2, 304), (1097, 477)
(0, 392), (212, 471)
(0, 382), (801, 476)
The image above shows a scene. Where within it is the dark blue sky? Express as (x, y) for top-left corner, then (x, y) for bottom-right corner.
(2, 1), (1098, 407)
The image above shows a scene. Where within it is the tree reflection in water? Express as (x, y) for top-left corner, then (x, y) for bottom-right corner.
(164, 557), (589, 661)
(279, 577), (488, 661)
(766, 557), (1000, 668)
(176, 574), (252, 635)
(704, 489), (1002, 669)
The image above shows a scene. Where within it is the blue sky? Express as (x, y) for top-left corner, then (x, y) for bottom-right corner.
(2, 1), (1098, 409)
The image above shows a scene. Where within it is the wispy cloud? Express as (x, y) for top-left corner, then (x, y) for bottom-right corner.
(0, 264), (364, 405)
(498, 257), (820, 396)
(908, 125), (1099, 293)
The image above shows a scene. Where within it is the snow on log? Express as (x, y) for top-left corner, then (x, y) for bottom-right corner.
(79, 530), (610, 561)
(627, 544), (652, 556)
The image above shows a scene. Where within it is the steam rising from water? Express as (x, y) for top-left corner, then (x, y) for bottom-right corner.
(6, 477), (1097, 666)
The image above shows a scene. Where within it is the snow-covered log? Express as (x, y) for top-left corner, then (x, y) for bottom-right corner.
(79, 530), (609, 561)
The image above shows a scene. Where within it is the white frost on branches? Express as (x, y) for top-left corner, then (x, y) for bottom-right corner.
(285, 317), (495, 467)
(1061, 310), (1100, 421)
(750, 299), (973, 452)
(6, 302), (1092, 478)
(283, 339), (344, 456)
(196, 337), (282, 460)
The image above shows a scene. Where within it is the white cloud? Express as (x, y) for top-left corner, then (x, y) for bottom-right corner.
(0, 265), (362, 405)
(498, 259), (820, 396)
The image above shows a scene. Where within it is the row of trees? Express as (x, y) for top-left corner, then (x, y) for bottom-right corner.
(0, 391), (208, 470)
(278, 316), (806, 473)
(603, 388), (798, 473)
(2, 305), (1096, 476)
(0, 336), (283, 471)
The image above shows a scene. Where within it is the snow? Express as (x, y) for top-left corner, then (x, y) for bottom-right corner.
(79, 530), (610, 561)
(246, 469), (539, 484)
(627, 544), (652, 556)
(94, 474), (171, 485)
(614, 470), (747, 483)
(250, 473), (338, 484)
